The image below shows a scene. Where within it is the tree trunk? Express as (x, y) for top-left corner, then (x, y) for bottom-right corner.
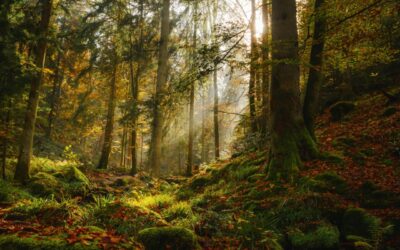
(248, 0), (258, 134)
(187, 1), (198, 177)
(260, 0), (270, 138)
(149, 0), (170, 177)
(97, 62), (117, 169)
(46, 51), (63, 139)
(120, 126), (126, 168)
(15, 0), (52, 183)
(212, 0), (220, 160)
(303, 0), (326, 139)
(267, 0), (318, 182)
(2, 100), (11, 180)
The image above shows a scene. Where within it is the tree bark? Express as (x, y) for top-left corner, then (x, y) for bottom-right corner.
(187, 1), (198, 177)
(15, 0), (53, 183)
(1, 100), (11, 180)
(267, 0), (318, 182)
(303, 0), (326, 139)
(149, 0), (170, 177)
(248, 0), (258, 134)
(260, 0), (270, 138)
(46, 51), (63, 139)
(212, 0), (220, 160)
(97, 62), (117, 169)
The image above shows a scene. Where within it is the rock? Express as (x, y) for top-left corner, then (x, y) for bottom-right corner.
(329, 101), (355, 121)
(138, 226), (199, 250)
(189, 176), (210, 190)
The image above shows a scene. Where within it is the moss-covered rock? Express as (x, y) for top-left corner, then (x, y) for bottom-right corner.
(60, 166), (89, 185)
(329, 101), (355, 121)
(359, 181), (400, 208)
(312, 172), (348, 195)
(342, 207), (381, 239)
(28, 172), (61, 196)
(288, 223), (340, 250)
(138, 226), (199, 250)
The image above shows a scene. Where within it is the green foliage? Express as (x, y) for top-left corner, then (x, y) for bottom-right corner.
(0, 179), (31, 202)
(288, 223), (340, 250)
(188, 175), (211, 190)
(88, 201), (167, 236)
(28, 172), (61, 196)
(7, 198), (83, 226)
(138, 226), (199, 250)
(0, 234), (97, 250)
(138, 194), (175, 210)
(163, 201), (193, 221)
(342, 208), (381, 240)
(308, 172), (348, 194)
(233, 165), (260, 181)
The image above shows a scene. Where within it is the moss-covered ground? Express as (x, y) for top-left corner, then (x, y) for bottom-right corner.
(0, 89), (399, 249)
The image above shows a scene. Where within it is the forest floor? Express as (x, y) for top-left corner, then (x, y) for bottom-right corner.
(0, 88), (399, 249)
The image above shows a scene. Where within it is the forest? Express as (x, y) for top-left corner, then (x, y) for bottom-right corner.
(0, 0), (400, 249)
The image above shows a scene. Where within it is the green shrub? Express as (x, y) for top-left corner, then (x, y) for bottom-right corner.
(7, 198), (83, 226)
(342, 208), (381, 239)
(288, 223), (339, 250)
(138, 194), (175, 210)
(138, 226), (199, 250)
(163, 201), (193, 222)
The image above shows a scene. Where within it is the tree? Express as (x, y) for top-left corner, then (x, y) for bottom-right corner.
(97, 57), (118, 169)
(15, 0), (53, 183)
(267, 0), (318, 182)
(303, 0), (327, 139)
(149, 0), (170, 177)
(212, 0), (220, 160)
(259, 0), (270, 139)
(248, 0), (258, 134)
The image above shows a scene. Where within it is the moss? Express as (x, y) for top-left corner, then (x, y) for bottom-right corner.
(288, 223), (340, 250)
(189, 175), (210, 190)
(7, 198), (83, 226)
(329, 101), (355, 121)
(0, 234), (98, 250)
(312, 172), (348, 194)
(247, 173), (266, 183)
(59, 166), (89, 185)
(342, 207), (381, 239)
(28, 172), (61, 196)
(138, 226), (199, 250)
(89, 201), (167, 236)
(268, 124), (318, 182)
(0, 180), (31, 202)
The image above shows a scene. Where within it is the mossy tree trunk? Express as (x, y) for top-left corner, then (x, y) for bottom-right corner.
(267, 0), (318, 182)
(15, 0), (53, 183)
(149, 0), (170, 177)
(303, 0), (327, 140)
(97, 62), (117, 169)
(212, 0), (220, 160)
(248, 0), (258, 134)
(259, 0), (270, 140)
